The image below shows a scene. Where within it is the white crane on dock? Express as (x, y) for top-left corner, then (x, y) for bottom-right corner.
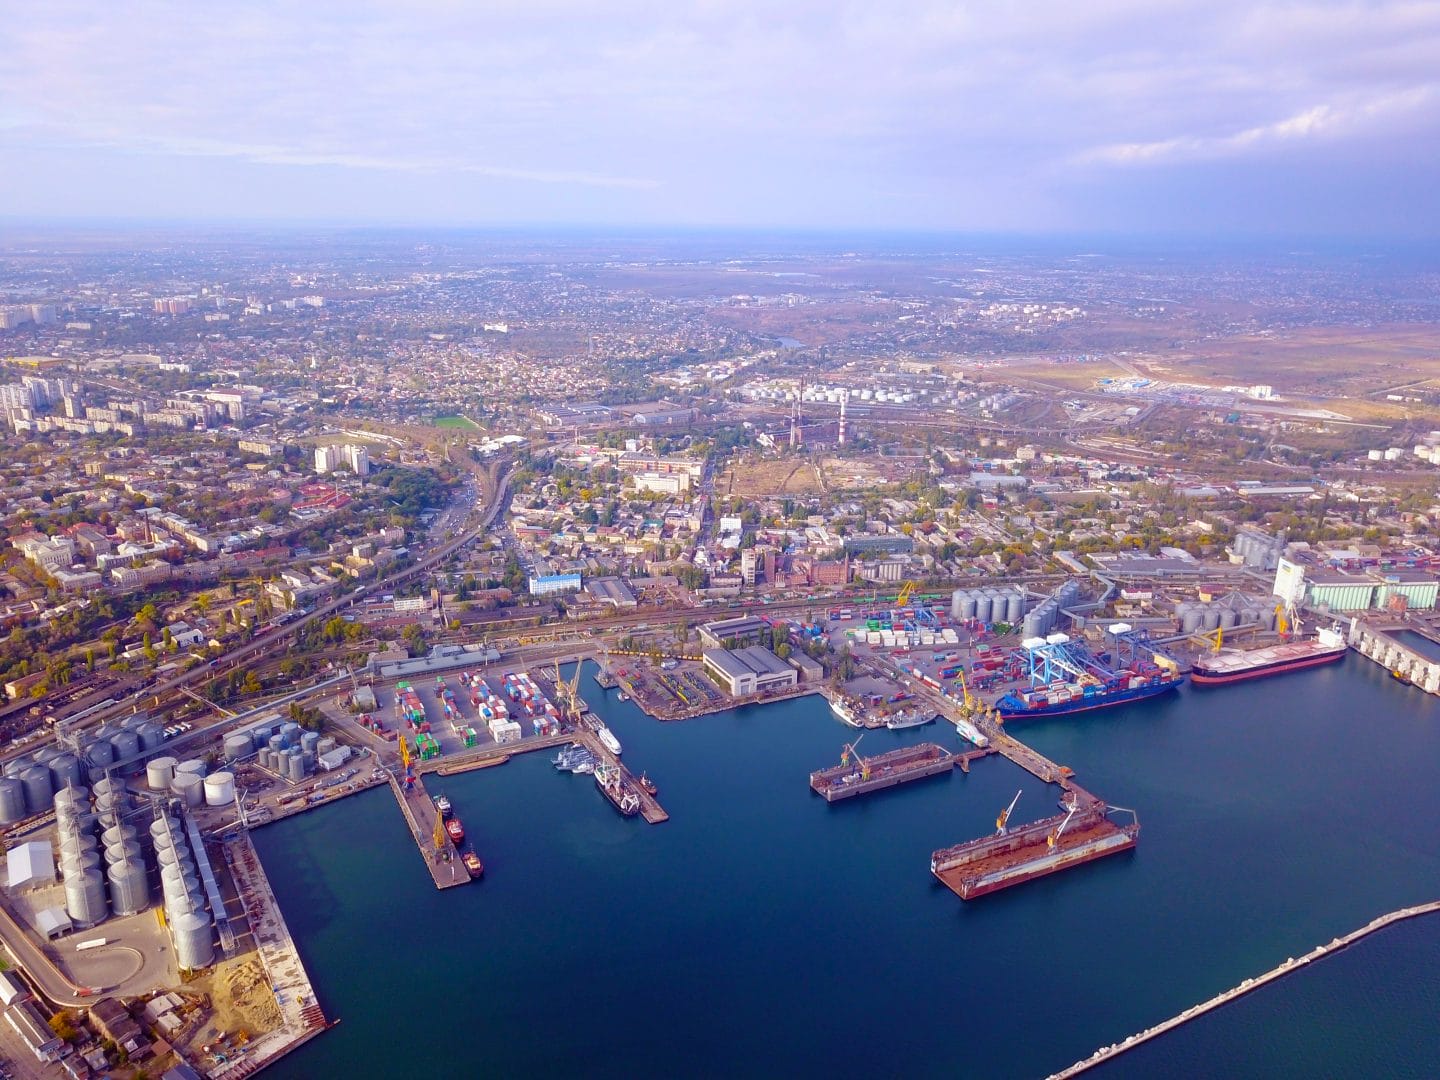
(996, 789), (1022, 835)
(1047, 805), (1079, 850)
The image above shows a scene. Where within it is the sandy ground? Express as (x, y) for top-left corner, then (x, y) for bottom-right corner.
(188, 955), (281, 1043)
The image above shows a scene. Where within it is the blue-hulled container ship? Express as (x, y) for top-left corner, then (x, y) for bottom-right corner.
(994, 626), (1185, 721)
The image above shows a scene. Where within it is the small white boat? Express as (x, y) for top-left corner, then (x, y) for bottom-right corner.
(597, 725), (622, 756)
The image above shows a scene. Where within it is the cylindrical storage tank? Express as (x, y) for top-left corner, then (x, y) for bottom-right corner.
(176, 760), (206, 779)
(173, 912), (214, 971)
(110, 731), (141, 763)
(279, 722), (302, 747)
(59, 827), (98, 853)
(65, 868), (108, 927)
(1021, 612), (1044, 639)
(161, 867), (200, 906)
(20, 766), (53, 816)
(1181, 608), (1205, 633)
(959, 593), (978, 620)
(108, 858), (149, 916)
(286, 752), (305, 782)
(165, 890), (201, 919)
(137, 722), (167, 752)
(267, 734), (285, 754)
(172, 772), (204, 807)
(950, 588), (967, 620)
(204, 772), (236, 807)
(1202, 606), (1222, 631)
(94, 794), (129, 820)
(973, 594), (993, 623)
(91, 776), (124, 801)
(317, 737), (337, 756)
(147, 757), (177, 791)
(301, 731), (320, 755)
(61, 848), (102, 877)
(1219, 608), (1239, 629)
(53, 784), (89, 811)
(100, 823), (136, 848)
(2, 754), (31, 780)
(223, 734), (253, 762)
(104, 840), (143, 868)
(0, 778), (27, 824)
(1005, 592), (1025, 624)
(156, 846), (194, 874)
(47, 754), (83, 792)
(150, 816), (180, 844)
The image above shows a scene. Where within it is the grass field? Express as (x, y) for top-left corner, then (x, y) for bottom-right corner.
(433, 415), (481, 430)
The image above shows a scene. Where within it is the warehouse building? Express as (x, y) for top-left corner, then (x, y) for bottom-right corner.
(702, 647), (798, 697)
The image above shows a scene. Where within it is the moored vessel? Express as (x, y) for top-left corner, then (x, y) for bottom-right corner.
(433, 794), (452, 817)
(1190, 624), (1347, 685)
(462, 850), (484, 879)
(594, 763), (640, 815)
(445, 817), (465, 844)
(885, 710), (936, 730)
(828, 697), (862, 727)
(597, 725), (622, 756)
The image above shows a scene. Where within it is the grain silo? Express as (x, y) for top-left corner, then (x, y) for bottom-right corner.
(64, 868), (108, 927)
(173, 911), (215, 970)
(146, 757), (178, 791)
(107, 856), (149, 916)
(0, 778), (27, 824)
(19, 766), (53, 817)
(204, 772), (236, 807)
(1005, 590), (1025, 625)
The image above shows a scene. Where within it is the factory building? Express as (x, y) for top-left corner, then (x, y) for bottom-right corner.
(698, 616), (772, 650)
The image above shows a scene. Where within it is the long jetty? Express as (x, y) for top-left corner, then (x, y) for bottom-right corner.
(1048, 900), (1440, 1078)
(215, 833), (333, 1078)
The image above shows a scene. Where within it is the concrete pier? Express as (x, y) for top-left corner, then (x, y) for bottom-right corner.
(1348, 619), (1440, 694)
(387, 773), (470, 890)
(1048, 900), (1440, 1078)
(216, 833), (333, 1077)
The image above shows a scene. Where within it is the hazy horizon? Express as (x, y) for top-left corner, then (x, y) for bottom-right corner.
(3, 2), (1438, 238)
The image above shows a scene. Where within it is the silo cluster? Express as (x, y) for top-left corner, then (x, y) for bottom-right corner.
(1175, 594), (1274, 635)
(1022, 580), (1082, 640)
(949, 587), (1027, 626)
(0, 747), (88, 824)
(152, 813), (215, 970)
(244, 719), (316, 782)
(1229, 529), (1286, 571)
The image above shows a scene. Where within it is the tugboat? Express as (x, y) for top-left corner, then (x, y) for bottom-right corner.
(638, 773), (658, 797)
(433, 794), (453, 817)
(445, 816), (466, 845)
(462, 850), (484, 879)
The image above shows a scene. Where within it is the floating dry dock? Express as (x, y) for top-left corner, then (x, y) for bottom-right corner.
(809, 742), (954, 802)
(931, 803), (1139, 899)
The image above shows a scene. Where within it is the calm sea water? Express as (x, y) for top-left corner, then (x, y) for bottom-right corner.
(256, 656), (1440, 1079)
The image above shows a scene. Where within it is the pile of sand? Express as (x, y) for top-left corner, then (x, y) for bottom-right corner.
(198, 956), (282, 1035)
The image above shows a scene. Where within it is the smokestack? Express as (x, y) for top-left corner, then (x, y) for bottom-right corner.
(838, 388), (849, 445)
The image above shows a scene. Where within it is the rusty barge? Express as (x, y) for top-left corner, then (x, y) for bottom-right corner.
(809, 741), (954, 802)
(931, 801), (1139, 900)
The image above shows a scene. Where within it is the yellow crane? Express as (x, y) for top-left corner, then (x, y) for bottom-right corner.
(958, 669), (978, 714)
(839, 735), (871, 781)
(432, 802), (448, 852)
(398, 730), (411, 771)
(996, 789), (1022, 835)
(895, 580), (918, 608)
(1047, 805), (1078, 850)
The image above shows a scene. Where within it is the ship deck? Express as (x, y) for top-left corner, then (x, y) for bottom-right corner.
(932, 808), (1135, 899)
(809, 743), (954, 801)
(1196, 639), (1342, 675)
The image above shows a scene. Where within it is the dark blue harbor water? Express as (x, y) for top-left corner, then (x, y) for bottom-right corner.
(257, 656), (1440, 1078)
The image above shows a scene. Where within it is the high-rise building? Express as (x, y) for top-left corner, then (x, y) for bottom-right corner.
(314, 445), (340, 474)
(343, 444), (370, 476)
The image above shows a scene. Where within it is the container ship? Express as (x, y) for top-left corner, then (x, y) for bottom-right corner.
(1190, 624), (1347, 685)
(809, 741), (954, 802)
(995, 629), (1183, 721)
(931, 802), (1139, 900)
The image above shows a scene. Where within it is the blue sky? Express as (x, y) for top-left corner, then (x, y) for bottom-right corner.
(2, 1), (1437, 235)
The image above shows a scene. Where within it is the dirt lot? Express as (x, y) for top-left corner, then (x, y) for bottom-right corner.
(188, 955), (282, 1042)
(723, 457), (825, 497)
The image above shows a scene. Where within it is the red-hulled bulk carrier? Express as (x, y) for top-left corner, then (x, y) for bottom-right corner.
(931, 801), (1139, 900)
(1190, 624), (1347, 686)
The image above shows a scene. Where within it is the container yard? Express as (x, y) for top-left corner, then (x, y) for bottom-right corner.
(808, 739), (954, 802)
(930, 799), (1140, 900)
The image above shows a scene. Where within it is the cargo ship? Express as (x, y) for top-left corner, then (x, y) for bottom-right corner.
(1190, 625), (1347, 685)
(809, 741), (954, 802)
(995, 630), (1184, 720)
(931, 802), (1139, 900)
(462, 850), (484, 879)
(595, 764), (640, 816)
(445, 817), (465, 845)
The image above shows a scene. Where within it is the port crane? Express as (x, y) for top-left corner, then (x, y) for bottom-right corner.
(839, 735), (871, 781)
(1275, 602), (1301, 641)
(1047, 805), (1078, 850)
(895, 580), (918, 609)
(996, 789), (1022, 835)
